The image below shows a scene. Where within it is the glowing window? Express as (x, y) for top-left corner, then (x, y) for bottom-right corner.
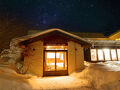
(117, 49), (120, 60)
(45, 52), (67, 71)
(111, 49), (117, 60)
(45, 46), (67, 50)
(47, 53), (55, 58)
(103, 49), (111, 60)
(98, 49), (104, 61)
(56, 53), (59, 58)
(91, 49), (97, 61)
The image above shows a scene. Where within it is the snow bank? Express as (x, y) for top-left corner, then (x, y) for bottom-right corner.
(0, 61), (120, 90)
(73, 63), (120, 90)
(0, 67), (32, 90)
(0, 60), (32, 90)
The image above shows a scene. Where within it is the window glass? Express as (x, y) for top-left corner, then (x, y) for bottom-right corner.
(91, 49), (97, 61)
(45, 52), (55, 71)
(56, 52), (67, 70)
(45, 51), (67, 71)
(47, 53), (55, 58)
(117, 49), (120, 60)
(111, 49), (117, 60)
(45, 46), (67, 50)
(98, 49), (104, 61)
(103, 49), (111, 60)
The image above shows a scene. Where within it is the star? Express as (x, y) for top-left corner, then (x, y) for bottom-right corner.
(54, 14), (57, 17)
(42, 19), (47, 24)
(90, 4), (95, 8)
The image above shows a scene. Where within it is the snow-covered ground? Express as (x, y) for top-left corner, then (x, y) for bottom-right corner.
(0, 61), (120, 90)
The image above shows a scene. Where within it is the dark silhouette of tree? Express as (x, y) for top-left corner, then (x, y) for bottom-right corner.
(0, 17), (28, 51)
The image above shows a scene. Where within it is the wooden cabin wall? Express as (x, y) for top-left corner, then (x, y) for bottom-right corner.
(75, 43), (84, 70)
(68, 41), (76, 74)
(68, 41), (85, 74)
(23, 40), (43, 76)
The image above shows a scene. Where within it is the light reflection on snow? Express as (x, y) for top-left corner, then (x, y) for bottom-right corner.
(27, 76), (89, 89)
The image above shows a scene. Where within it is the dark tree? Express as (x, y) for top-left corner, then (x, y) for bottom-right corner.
(0, 17), (28, 51)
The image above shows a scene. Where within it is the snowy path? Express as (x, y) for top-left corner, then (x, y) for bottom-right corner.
(27, 76), (93, 90)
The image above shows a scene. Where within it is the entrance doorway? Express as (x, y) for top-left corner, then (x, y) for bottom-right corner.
(43, 50), (68, 76)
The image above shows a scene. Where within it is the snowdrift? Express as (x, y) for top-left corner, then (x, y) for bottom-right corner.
(0, 61), (120, 90)
(72, 63), (120, 90)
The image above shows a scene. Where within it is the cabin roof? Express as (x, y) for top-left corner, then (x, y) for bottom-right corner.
(28, 30), (106, 38)
(11, 28), (92, 47)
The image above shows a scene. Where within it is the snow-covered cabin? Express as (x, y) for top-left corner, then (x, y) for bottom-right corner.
(10, 28), (120, 76)
(11, 28), (91, 76)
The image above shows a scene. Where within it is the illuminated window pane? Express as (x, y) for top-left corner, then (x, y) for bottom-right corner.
(98, 49), (104, 61)
(111, 49), (117, 60)
(103, 49), (111, 60)
(45, 52), (55, 71)
(56, 53), (59, 58)
(45, 51), (67, 71)
(47, 53), (55, 58)
(56, 52), (67, 70)
(117, 49), (120, 60)
(91, 49), (97, 61)
(45, 46), (67, 50)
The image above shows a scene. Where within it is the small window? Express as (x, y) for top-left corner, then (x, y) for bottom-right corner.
(44, 46), (67, 50)
(91, 49), (97, 61)
(111, 49), (117, 60)
(103, 49), (111, 61)
(98, 49), (104, 61)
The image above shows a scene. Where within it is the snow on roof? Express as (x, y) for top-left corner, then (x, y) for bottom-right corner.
(11, 28), (91, 46)
(70, 32), (106, 38)
(86, 38), (120, 46)
(28, 30), (106, 38)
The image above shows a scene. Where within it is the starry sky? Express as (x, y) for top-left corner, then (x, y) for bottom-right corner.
(0, 0), (120, 35)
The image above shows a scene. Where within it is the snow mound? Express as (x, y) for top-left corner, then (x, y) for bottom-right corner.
(73, 63), (120, 90)
(0, 60), (32, 90)
(0, 61), (120, 90)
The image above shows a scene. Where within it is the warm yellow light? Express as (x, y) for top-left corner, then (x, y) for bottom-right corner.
(116, 38), (120, 40)
(47, 46), (50, 48)
(47, 63), (55, 66)
(61, 46), (64, 48)
(45, 46), (67, 50)
(56, 63), (64, 67)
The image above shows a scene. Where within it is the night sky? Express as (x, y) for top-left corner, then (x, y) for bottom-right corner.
(1, 0), (120, 35)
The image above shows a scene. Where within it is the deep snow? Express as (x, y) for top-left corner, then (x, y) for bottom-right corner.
(0, 61), (120, 90)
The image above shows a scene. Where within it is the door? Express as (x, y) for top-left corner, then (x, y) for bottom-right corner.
(44, 50), (68, 76)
